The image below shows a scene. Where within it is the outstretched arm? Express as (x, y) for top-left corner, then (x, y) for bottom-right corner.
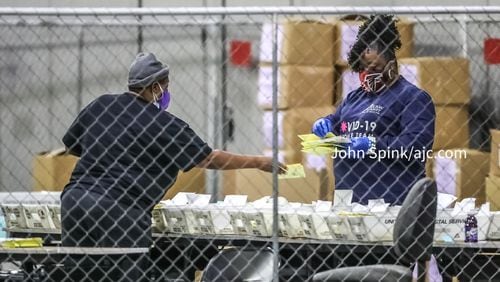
(196, 149), (286, 173)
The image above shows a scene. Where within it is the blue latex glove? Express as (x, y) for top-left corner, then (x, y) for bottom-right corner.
(348, 137), (372, 152)
(346, 137), (374, 158)
(312, 118), (332, 138)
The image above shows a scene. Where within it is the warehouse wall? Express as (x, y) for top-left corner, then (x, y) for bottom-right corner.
(0, 2), (500, 191)
(3, 0), (500, 7)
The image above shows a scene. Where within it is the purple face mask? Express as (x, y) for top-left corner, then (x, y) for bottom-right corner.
(157, 84), (170, 111)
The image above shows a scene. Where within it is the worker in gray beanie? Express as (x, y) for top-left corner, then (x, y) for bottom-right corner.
(128, 52), (171, 110)
(61, 52), (286, 281)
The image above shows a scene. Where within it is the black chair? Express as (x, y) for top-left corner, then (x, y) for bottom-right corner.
(201, 247), (275, 282)
(313, 177), (438, 282)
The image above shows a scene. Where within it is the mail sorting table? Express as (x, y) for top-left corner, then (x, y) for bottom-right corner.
(151, 233), (500, 282)
(3, 228), (151, 281)
(0, 245), (148, 281)
(6, 228), (500, 282)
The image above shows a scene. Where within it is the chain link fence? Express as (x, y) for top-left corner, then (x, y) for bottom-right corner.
(0, 6), (499, 281)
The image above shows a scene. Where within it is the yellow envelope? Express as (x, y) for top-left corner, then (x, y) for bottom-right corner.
(298, 133), (349, 155)
(279, 163), (306, 179)
(298, 132), (335, 141)
(0, 237), (43, 248)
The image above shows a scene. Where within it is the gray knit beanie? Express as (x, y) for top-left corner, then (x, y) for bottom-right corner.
(128, 52), (169, 89)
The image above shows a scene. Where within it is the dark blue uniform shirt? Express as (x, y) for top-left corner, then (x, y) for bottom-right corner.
(62, 92), (212, 211)
(326, 76), (435, 205)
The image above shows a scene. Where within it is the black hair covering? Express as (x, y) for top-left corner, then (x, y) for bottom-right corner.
(347, 15), (402, 72)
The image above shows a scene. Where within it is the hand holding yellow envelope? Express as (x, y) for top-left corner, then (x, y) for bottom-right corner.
(279, 163), (306, 179)
(298, 133), (351, 155)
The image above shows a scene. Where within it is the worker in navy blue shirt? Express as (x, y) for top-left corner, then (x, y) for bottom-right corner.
(313, 15), (435, 205)
(61, 52), (286, 281)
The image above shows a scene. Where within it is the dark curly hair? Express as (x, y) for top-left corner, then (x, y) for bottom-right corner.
(347, 15), (402, 72)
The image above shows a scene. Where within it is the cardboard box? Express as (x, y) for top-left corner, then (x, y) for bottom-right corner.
(434, 106), (469, 150)
(222, 166), (334, 203)
(33, 148), (78, 191)
(303, 153), (335, 202)
(262, 106), (335, 156)
(334, 63), (359, 103)
(490, 129), (500, 177)
(486, 176), (500, 211)
(399, 57), (470, 105)
(163, 168), (206, 199)
(425, 154), (434, 179)
(260, 21), (335, 66)
(433, 149), (489, 204)
(258, 65), (335, 110)
(333, 19), (414, 64)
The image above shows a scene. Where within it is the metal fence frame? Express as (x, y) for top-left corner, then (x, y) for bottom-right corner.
(0, 6), (499, 281)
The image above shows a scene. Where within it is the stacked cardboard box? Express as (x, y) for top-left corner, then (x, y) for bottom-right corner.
(259, 21), (335, 66)
(261, 106), (335, 164)
(163, 168), (206, 200)
(399, 57), (470, 150)
(487, 130), (500, 210)
(32, 148), (78, 191)
(223, 153), (334, 203)
(433, 149), (489, 204)
(257, 65), (335, 110)
(32, 148), (207, 196)
(399, 57), (491, 205)
(258, 20), (337, 165)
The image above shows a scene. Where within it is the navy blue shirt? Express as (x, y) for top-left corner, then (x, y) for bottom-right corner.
(62, 92), (212, 211)
(326, 77), (435, 205)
